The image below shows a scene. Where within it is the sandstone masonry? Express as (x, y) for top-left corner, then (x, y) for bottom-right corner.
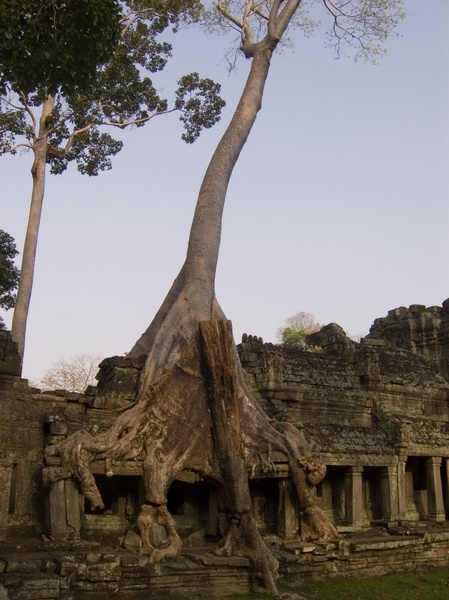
(1, 300), (449, 597)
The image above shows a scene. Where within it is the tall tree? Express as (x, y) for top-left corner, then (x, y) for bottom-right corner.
(44, 1), (405, 594)
(0, 229), (20, 330)
(1, 0), (225, 359)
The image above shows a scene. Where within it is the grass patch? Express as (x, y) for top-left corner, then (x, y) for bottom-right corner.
(224, 571), (449, 600)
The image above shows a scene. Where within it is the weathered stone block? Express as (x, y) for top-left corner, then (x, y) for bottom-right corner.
(15, 575), (60, 599)
(0, 465), (12, 541)
(85, 559), (121, 582)
(122, 529), (142, 553)
(4, 558), (42, 573)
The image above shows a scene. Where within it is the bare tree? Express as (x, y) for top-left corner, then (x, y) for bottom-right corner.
(44, 1), (405, 594)
(277, 311), (322, 345)
(35, 354), (102, 393)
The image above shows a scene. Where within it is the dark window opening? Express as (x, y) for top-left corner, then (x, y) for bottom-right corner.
(8, 464), (18, 515)
(84, 474), (140, 519)
(167, 479), (210, 538)
(363, 467), (383, 521)
(249, 479), (279, 534)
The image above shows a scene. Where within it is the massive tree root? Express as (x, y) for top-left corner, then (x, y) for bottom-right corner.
(44, 314), (337, 595)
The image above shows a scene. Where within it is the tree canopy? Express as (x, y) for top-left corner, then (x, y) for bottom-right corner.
(1, 0), (225, 359)
(1, 0), (226, 176)
(0, 0), (121, 95)
(0, 229), (20, 329)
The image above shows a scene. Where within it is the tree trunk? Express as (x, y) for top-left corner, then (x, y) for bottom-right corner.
(200, 320), (279, 594)
(11, 94), (54, 360)
(44, 11), (338, 595)
(127, 39), (274, 369)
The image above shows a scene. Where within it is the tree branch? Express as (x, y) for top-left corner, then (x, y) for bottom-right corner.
(20, 92), (37, 138)
(273, 0), (302, 40)
(101, 108), (176, 129)
(217, 1), (244, 30)
(268, 0), (283, 40)
(1, 142), (33, 153)
(1, 95), (25, 111)
(47, 123), (94, 157)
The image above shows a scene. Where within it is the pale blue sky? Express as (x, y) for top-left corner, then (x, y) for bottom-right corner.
(2, 0), (448, 381)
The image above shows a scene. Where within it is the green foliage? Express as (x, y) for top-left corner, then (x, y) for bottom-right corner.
(0, 107), (27, 154)
(0, 1), (225, 176)
(132, 0), (204, 33)
(281, 327), (308, 346)
(65, 130), (124, 176)
(0, 229), (20, 329)
(0, 0), (121, 95)
(176, 73), (226, 143)
(277, 311), (322, 346)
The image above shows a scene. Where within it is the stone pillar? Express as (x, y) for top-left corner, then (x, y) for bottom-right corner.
(344, 466), (364, 526)
(0, 463), (13, 540)
(46, 477), (81, 541)
(277, 479), (298, 539)
(444, 459), (449, 518)
(64, 479), (81, 541)
(48, 480), (68, 540)
(426, 457), (446, 522)
(397, 457), (408, 520)
(381, 466), (399, 523)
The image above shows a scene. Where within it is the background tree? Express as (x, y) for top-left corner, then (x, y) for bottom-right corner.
(44, 1), (405, 594)
(0, 229), (20, 330)
(34, 354), (102, 393)
(0, 0), (225, 360)
(277, 311), (322, 345)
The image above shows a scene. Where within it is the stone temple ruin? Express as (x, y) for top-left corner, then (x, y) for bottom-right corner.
(1, 300), (449, 597)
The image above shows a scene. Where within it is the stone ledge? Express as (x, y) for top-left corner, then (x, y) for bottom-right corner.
(2, 529), (449, 598)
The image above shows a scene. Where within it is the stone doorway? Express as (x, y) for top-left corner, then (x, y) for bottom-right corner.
(363, 467), (383, 522)
(405, 456), (427, 520)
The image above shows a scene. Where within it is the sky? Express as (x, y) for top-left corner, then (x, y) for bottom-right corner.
(1, 0), (448, 382)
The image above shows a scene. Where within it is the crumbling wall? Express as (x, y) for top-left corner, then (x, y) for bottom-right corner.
(0, 332), (91, 538)
(368, 300), (449, 380)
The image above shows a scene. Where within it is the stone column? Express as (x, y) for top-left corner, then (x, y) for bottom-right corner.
(426, 457), (446, 522)
(344, 466), (364, 526)
(381, 466), (399, 523)
(444, 459), (449, 518)
(46, 476), (81, 541)
(0, 463), (13, 540)
(397, 457), (408, 520)
(277, 479), (298, 539)
(64, 479), (81, 541)
(48, 480), (68, 540)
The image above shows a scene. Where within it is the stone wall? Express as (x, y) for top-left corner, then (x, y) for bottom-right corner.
(0, 333), (91, 539)
(2, 530), (449, 598)
(368, 300), (449, 380)
(2, 300), (449, 595)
